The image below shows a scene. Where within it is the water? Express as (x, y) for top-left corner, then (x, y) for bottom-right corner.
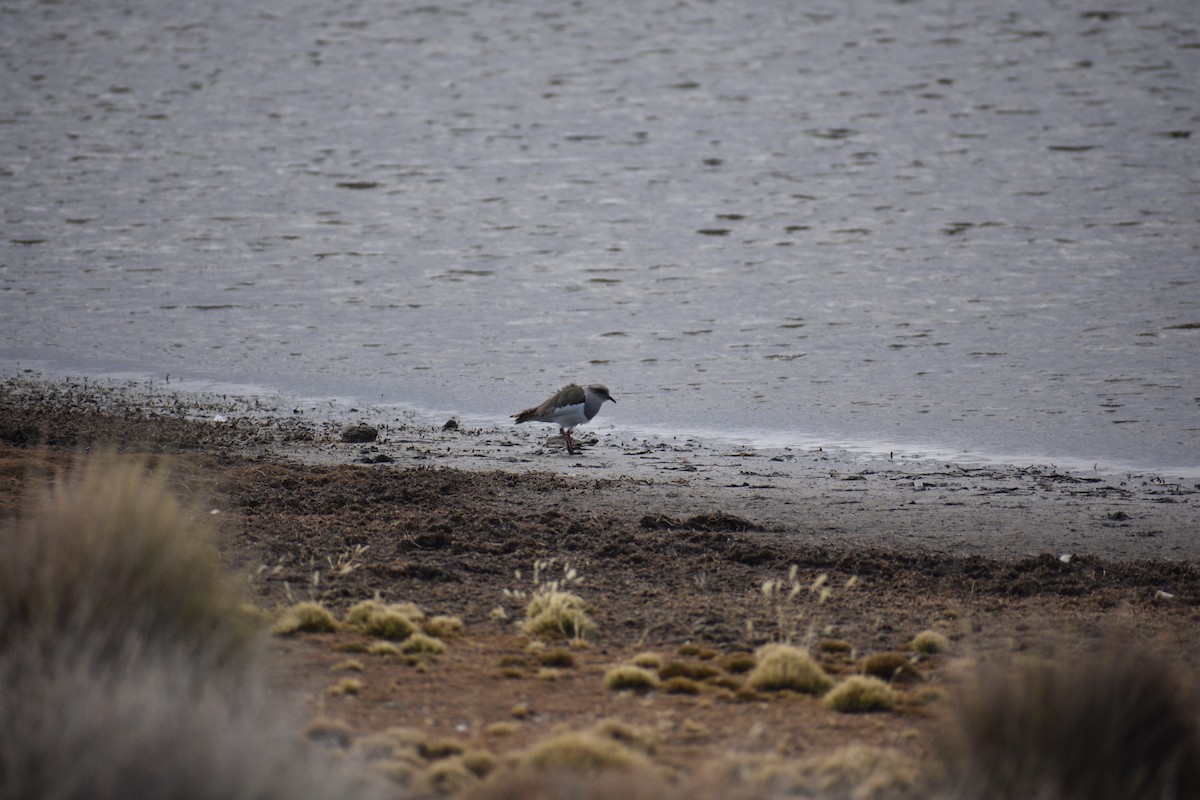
(2, 0), (1198, 475)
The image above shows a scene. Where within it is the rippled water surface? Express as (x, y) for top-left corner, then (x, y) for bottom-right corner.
(2, 0), (1198, 473)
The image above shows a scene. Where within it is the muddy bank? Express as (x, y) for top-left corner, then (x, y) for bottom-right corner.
(2, 373), (1197, 565)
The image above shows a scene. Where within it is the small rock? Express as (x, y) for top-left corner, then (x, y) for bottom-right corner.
(442, 418), (459, 431)
(1154, 590), (1175, 602)
(341, 424), (378, 443)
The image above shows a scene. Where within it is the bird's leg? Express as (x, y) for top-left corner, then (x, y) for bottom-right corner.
(560, 428), (577, 454)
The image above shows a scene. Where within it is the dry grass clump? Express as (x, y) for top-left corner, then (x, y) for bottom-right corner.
(507, 560), (595, 641)
(629, 652), (663, 669)
(305, 716), (357, 748)
(486, 722), (520, 738)
(367, 641), (402, 656)
(911, 630), (950, 655)
(861, 652), (921, 683)
(345, 599), (385, 629)
(745, 643), (833, 694)
(604, 665), (661, 692)
(328, 677), (363, 696)
(0, 640), (393, 800)
(402, 632), (446, 656)
(418, 737), (467, 760)
(523, 588), (593, 640)
(659, 660), (721, 681)
(273, 601), (339, 635)
(465, 772), (670, 800)
(353, 727), (494, 794)
(785, 745), (923, 799)
(421, 756), (476, 794)
(347, 601), (421, 640)
(423, 614), (464, 639)
(818, 638), (855, 660)
(0, 454), (256, 665)
(538, 648), (577, 668)
(663, 676), (701, 695)
(699, 746), (923, 800)
(825, 676), (897, 713)
(937, 643), (1200, 799)
(590, 719), (657, 756)
(720, 651), (757, 674)
(0, 453), (394, 800)
(518, 730), (656, 776)
(355, 726), (428, 761)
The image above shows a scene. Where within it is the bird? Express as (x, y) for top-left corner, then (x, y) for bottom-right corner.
(512, 383), (616, 454)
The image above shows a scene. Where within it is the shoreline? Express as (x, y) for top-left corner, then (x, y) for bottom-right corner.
(5, 359), (1198, 482)
(2, 371), (1197, 564)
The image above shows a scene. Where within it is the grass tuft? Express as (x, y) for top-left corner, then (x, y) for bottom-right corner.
(938, 643), (1200, 799)
(590, 719), (657, 755)
(720, 651), (758, 674)
(519, 731), (656, 776)
(273, 602), (339, 635)
(745, 643), (832, 694)
(0, 643), (393, 800)
(604, 665), (661, 692)
(862, 652), (921, 683)
(401, 632), (446, 656)
(0, 453), (394, 800)
(825, 675), (897, 713)
(345, 599), (385, 630)
(523, 589), (594, 640)
(663, 676), (701, 695)
(360, 607), (419, 640)
(538, 648), (577, 668)
(659, 660), (721, 681)
(912, 630), (950, 655)
(421, 756), (477, 795)
(0, 454), (256, 665)
(422, 614), (464, 639)
(630, 652), (663, 669)
(305, 716), (356, 748)
(508, 559), (595, 641)
(367, 641), (402, 656)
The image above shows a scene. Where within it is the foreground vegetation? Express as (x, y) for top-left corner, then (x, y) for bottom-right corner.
(1, 449), (1198, 799)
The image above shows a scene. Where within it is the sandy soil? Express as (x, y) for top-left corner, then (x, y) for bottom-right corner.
(2, 374), (1198, 795)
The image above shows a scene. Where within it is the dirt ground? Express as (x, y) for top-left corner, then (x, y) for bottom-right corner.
(2, 377), (1198, 796)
